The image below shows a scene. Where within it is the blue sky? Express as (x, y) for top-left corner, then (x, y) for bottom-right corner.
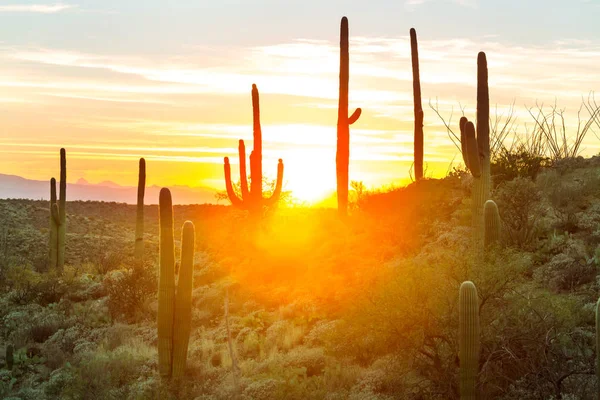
(0, 1), (598, 202)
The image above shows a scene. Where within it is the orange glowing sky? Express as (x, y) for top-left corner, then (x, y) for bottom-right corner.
(0, 1), (599, 203)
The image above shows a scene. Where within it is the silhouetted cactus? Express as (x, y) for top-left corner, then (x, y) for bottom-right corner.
(158, 188), (195, 379)
(336, 16), (362, 217)
(459, 53), (490, 246)
(484, 200), (501, 248)
(48, 149), (66, 271)
(49, 178), (58, 270)
(223, 84), (284, 215)
(135, 158), (145, 262)
(459, 281), (480, 400)
(410, 28), (424, 181)
(5, 344), (13, 370)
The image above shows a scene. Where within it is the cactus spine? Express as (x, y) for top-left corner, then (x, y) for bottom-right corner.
(483, 200), (501, 248)
(223, 84), (284, 215)
(336, 16), (362, 217)
(158, 188), (195, 379)
(134, 158), (145, 263)
(459, 53), (490, 246)
(5, 344), (13, 370)
(48, 149), (66, 271)
(459, 281), (480, 400)
(410, 28), (424, 181)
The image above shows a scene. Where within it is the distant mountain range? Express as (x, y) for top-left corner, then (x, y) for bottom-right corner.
(0, 174), (219, 205)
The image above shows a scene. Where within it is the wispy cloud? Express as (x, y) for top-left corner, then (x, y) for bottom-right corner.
(405, 0), (477, 9)
(0, 3), (74, 13)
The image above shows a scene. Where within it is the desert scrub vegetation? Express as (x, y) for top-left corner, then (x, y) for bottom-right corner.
(1, 149), (600, 398)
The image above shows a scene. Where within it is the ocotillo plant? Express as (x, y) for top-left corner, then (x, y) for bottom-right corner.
(410, 27), (424, 181)
(336, 16), (362, 217)
(459, 52), (490, 246)
(483, 200), (501, 248)
(134, 158), (145, 262)
(223, 84), (284, 215)
(48, 148), (67, 271)
(459, 281), (480, 400)
(158, 188), (195, 379)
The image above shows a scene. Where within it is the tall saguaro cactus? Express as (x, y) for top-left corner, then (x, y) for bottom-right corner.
(158, 188), (195, 379)
(134, 158), (145, 262)
(459, 281), (480, 400)
(596, 298), (600, 399)
(223, 84), (284, 215)
(48, 149), (66, 271)
(410, 28), (424, 181)
(459, 52), (491, 246)
(336, 16), (362, 217)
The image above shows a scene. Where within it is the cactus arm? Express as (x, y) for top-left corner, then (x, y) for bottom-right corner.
(476, 52), (490, 162)
(464, 122), (481, 178)
(223, 157), (244, 208)
(459, 281), (480, 400)
(459, 117), (469, 169)
(265, 159), (284, 206)
(349, 108), (362, 125)
(134, 158), (145, 262)
(51, 204), (60, 227)
(172, 221), (195, 378)
(158, 188), (176, 378)
(238, 140), (249, 201)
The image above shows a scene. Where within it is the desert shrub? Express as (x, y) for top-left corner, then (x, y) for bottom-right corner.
(265, 320), (306, 352)
(281, 346), (326, 377)
(103, 264), (156, 322)
(60, 338), (157, 400)
(492, 145), (551, 186)
(5, 266), (42, 304)
(494, 177), (544, 248)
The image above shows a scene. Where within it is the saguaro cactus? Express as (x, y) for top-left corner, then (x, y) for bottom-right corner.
(410, 28), (424, 181)
(134, 158), (145, 262)
(49, 178), (58, 269)
(483, 200), (501, 248)
(336, 16), (362, 217)
(223, 84), (284, 214)
(5, 344), (14, 370)
(596, 298), (600, 399)
(459, 281), (480, 400)
(48, 149), (66, 271)
(158, 188), (195, 379)
(459, 52), (490, 246)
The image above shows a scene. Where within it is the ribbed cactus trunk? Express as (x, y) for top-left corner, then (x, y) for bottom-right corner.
(57, 149), (66, 272)
(49, 178), (58, 270)
(158, 188), (196, 379)
(473, 52), (490, 247)
(5, 344), (13, 370)
(134, 158), (145, 263)
(410, 28), (424, 181)
(596, 298), (600, 400)
(172, 221), (195, 378)
(158, 188), (176, 378)
(336, 16), (362, 217)
(459, 281), (480, 400)
(223, 84), (284, 214)
(483, 200), (501, 249)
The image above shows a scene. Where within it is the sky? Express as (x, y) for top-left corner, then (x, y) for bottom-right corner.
(0, 0), (599, 203)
